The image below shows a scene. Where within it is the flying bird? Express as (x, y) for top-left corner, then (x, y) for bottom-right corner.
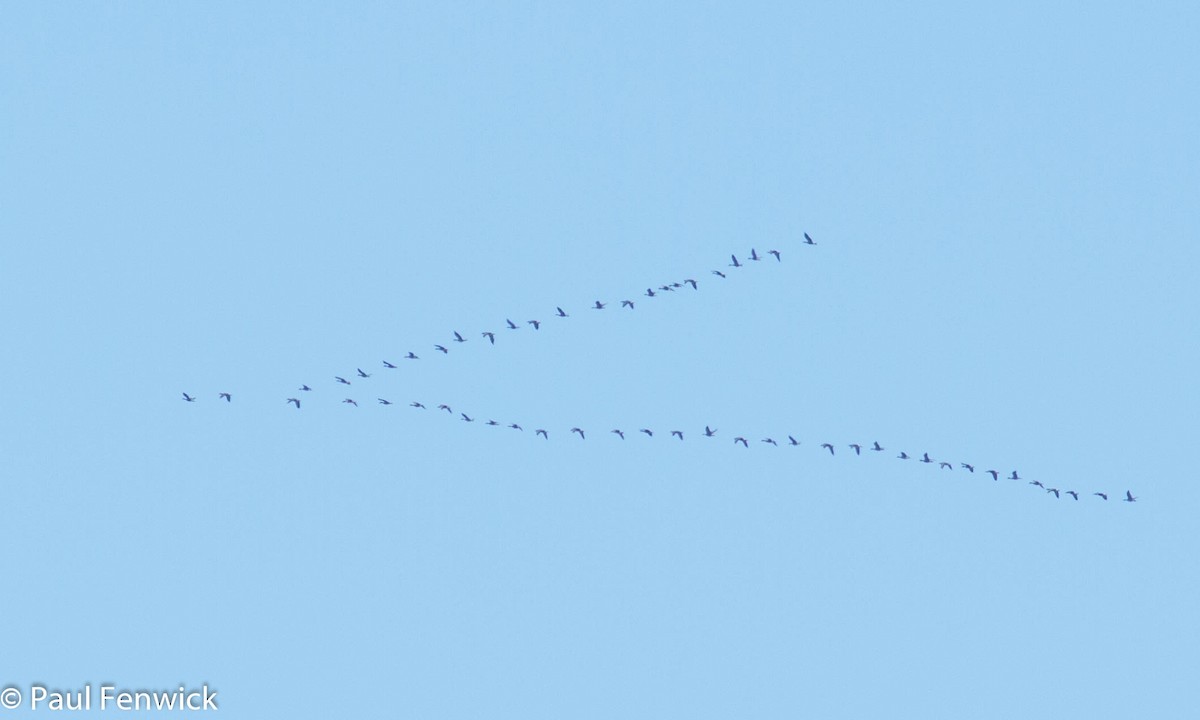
(761, 438), (778, 446)
(749, 248), (761, 261)
(181, 392), (196, 402)
(685, 279), (698, 289)
(939, 462), (953, 470)
(335, 377), (351, 385)
(378, 398), (392, 405)
(658, 285), (674, 293)
(788, 436), (800, 446)
(897, 452), (910, 460)
(343, 399), (357, 406)
(407, 352), (420, 359)
(640, 429), (653, 437)
(410, 402), (425, 409)
(1065, 491), (1079, 500)
(734, 437), (749, 447)
(556, 307), (569, 317)
(592, 301), (606, 310)
(671, 430), (684, 440)
(1124, 491), (1137, 503)
(729, 254), (742, 268)
(621, 300), (635, 309)
(437, 404), (452, 413)
(768, 249), (781, 261)
(849, 443), (862, 455)
(1094, 492), (1108, 500)
(920, 452), (934, 464)
(453, 331), (466, 343)
(871, 441), (884, 451)
(611, 429), (625, 440)
(704, 426), (717, 437)
(509, 423), (523, 431)
(357, 368), (371, 378)
(506, 319), (519, 330)
(299, 385), (312, 391)
(482, 332), (495, 344)
(822, 443), (835, 455)
(711, 270), (726, 278)
(219, 392), (231, 402)
(383, 360), (397, 368)
(536, 429), (548, 439)
(287, 398), (300, 408)
(804, 232), (816, 245)
(645, 288), (656, 297)
(434, 345), (448, 354)
(527, 320), (541, 330)
(1009, 471), (1021, 480)
(486, 420), (499, 426)
(461, 414), (474, 422)
(1029, 480), (1044, 488)
(1047, 488), (1060, 498)
(961, 463), (975, 472)
(571, 427), (585, 439)
(986, 470), (1000, 481)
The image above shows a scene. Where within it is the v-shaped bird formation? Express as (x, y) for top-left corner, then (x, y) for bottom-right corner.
(181, 233), (1138, 505)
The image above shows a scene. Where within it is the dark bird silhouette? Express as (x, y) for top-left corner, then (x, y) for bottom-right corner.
(685, 278), (698, 289)
(750, 248), (761, 261)
(437, 404), (452, 413)
(762, 438), (778, 446)
(536, 429), (548, 439)
(571, 427), (585, 439)
(1030, 480), (1044, 488)
(343, 399), (357, 406)
(1009, 471), (1021, 480)
(734, 437), (749, 447)
(506, 318), (519, 330)
(509, 423), (523, 431)
(592, 301), (606, 310)
(729, 254), (742, 268)
(659, 285), (674, 292)
(871, 441), (884, 451)
(920, 452), (934, 464)
(704, 426), (717, 437)
(671, 282), (682, 288)
(611, 429), (625, 440)
(219, 392), (231, 402)
(849, 443), (862, 455)
(378, 398), (392, 405)
(640, 429), (653, 437)
(527, 320), (541, 330)
(453, 331), (466, 343)
(712, 270), (726, 278)
(822, 443), (835, 455)
(939, 462), (953, 470)
(410, 402), (425, 409)
(897, 452), (910, 460)
(961, 463), (975, 472)
(287, 398), (300, 408)
(1047, 488), (1060, 498)
(482, 332), (495, 345)
(556, 307), (569, 317)
(621, 300), (635, 309)
(434, 345), (448, 354)
(986, 470), (1000, 481)
(486, 420), (499, 426)
(1094, 492), (1108, 500)
(1124, 491), (1137, 503)
(407, 352), (420, 359)
(383, 360), (397, 368)
(804, 232), (816, 245)
(671, 430), (684, 440)
(357, 368), (371, 378)
(299, 385), (312, 391)
(645, 288), (656, 297)
(788, 436), (800, 446)
(335, 376), (351, 385)
(768, 249), (781, 261)
(1066, 491), (1079, 500)
(461, 413), (474, 422)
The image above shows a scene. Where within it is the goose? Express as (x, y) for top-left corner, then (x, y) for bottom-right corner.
(849, 443), (862, 455)
(611, 429), (625, 440)
(704, 426), (717, 437)
(897, 452), (910, 460)
(437, 404), (452, 413)
(1065, 491), (1079, 500)
(434, 345), (448, 354)
(804, 232), (816, 245)
(961, 463), (975, 472)
(506, 319), (519, 329)
(571, 427), (586, 439)
(509, 423), (523, 430)
(528, 320), (541, 330)
(219, 392), (231, 402)
(711, 270), (726, 278)
(592, 301), (606, 310)
(822, 443), (835, 455)
(556, 307), (569, 317)
(640, 429), (653, 437)
(343, 399), (357, 406)
(482, 332), (495, 345)
(335, 376), (351, 385)
(871, 441), (884, 451)
(939, 462), (953, 470)
(734, 437), (749, 447)
(685, 279), (698, 289)
(486, 420), (499, 426)
(452, 331), (466, 343)
(1124, 491), (1137, 503)
(287, 398), (300, 408)
(1009, 471), (1021, 481)
(729, 254), (742, 268)
(536, 429), (549, 439)
(1047, 488), (1060, 498)
(645, 288), (656, 297)
(621, 300), (635, 309)
(749, 248), (761, 261)
(299, 385), (312, 391)
(410, 402), (426, 409)
(378, 398), (392, 405)
(1094, 492), (1108, 500)
(920, 452), (934, 464)
(1029, 480), (1044, 488)
(788, 436), (800, 446)
(383, 360), (397, 368)
(768, 249), (781, 262)
(761, 438), (778, 446)
(986, 470), (1000, 481)
(407, 351), (420, 359)
(671, 430), (684, 440)
(357, 368), (371, 378)
(461, 414), (474, 422)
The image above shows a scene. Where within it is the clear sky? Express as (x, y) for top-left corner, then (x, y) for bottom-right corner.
(2, 2), (1198, 718)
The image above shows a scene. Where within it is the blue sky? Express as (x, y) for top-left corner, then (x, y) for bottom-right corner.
(2, 2), (1197, 717)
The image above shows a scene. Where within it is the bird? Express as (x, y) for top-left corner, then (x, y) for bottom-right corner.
(218, 392), (231, 402)
(482, 332), (495, 345)
(1094, 492), (1108, 500)
(645, 288), (656, 297)
(181, 392), (196, 402)
(1047, 488), (1060, 498)
(287, 398), (300, 408)
(749, 248), (761, 261)
(897, 452), (910, 460)
(434, 345), (448, 354)
(299, 385), (312, 391)
(592, 301), (606, 310)
(986, 470), (1000, 481)
(685, 279), (698, 289)
(383, 360), (397, 368)
(704, 426), (717, 437)
(671, 282), (683, 289)
(659, 285), (674, 292)
(1009, 471), (1021, 480)
(671, 430), (684, 440)
(640, 429), (653, 437)
(486, 420), (499, 426)
(343, 399), (357, 406)
(611, 429), (625, 440)
(1065, 491), (1079, 500)
(1029, 480), (1044, 488)
(939, 462), (953, 470)
(461, 414), (474, 422)
(556, 307), (569, 317)
(788, 436), (800, 446)
(410, 402), (425, 409)
(527, 320), (541, 330)
(506, 319), (519, 330)
(453, 331), (466, 343)
(711, 270), (726, 278)
(822, 443), (835, 455)
(961, 463), (975, 472)
(870, 441), (884, 452)
(509, 423), (523, 431)
(920, 452), (934, 464)
(761, 438), (778, 446)
(1124, 491), (1137, 503)
(734, 437), (749, 447)
(378, 398), (392, 405)
(571, 427), (585, 439)
(536, 429), (548, 439)
(849, 443), (862, 455)
(804, 232), (816, 245)
(335, 376), (351, 385)
(768, 249), (781, 261)
(729, 254), (742, 267)
(621, 300), (635, 309)
(407, 352), (420, 359)
(437, 404), (452, 413)
(357, 368), (371, 378)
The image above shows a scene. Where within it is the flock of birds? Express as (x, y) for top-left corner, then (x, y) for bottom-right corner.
(181, 232), (1138, 504)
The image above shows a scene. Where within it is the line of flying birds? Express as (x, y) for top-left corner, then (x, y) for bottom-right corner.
(180, 232), (1137, 504)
